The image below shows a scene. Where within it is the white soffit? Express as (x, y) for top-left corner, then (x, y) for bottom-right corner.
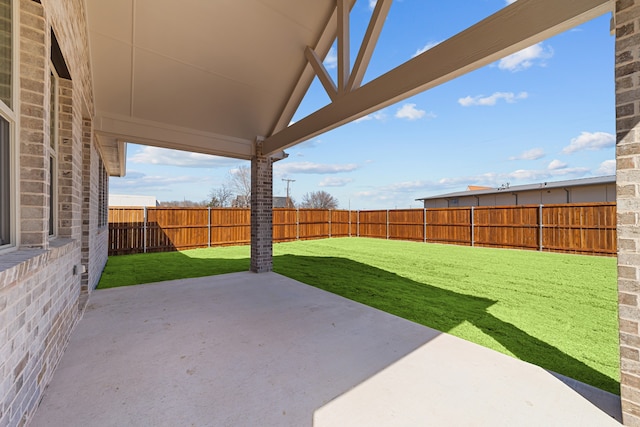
(85, 0), (342, 159)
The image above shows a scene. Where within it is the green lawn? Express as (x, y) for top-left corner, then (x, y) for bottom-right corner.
(97, 237), (620, 394)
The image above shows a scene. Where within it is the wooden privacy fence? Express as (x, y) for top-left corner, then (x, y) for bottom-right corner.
(108, 203), (616, 256)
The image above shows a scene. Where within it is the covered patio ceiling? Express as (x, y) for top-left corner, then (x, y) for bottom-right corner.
(86, 0), (612, 177)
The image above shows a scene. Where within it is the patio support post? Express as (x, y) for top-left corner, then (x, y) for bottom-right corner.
(616, 2), (640, 424)
(250, 141), (273, 273)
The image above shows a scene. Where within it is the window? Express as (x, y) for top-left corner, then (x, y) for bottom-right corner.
(98, 159), (108, 228)
(0, 116), (9, 246)
(49, 68), (58, 237)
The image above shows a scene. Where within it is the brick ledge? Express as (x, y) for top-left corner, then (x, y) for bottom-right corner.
(0, 239), (78, 291)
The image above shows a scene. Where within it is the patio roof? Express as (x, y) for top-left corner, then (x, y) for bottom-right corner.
(85, 0), (611, 177)
(86, 0), (353, 175)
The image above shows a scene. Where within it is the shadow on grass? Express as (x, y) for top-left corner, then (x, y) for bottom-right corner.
(98, 250), (618, 394)
(97, 251), (249, 289)
(273, 254), (619, 394)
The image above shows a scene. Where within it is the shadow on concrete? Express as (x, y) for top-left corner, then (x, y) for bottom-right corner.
(273, 254), (619, 395)
(31, 272), (443, 426)
(98, 249), (618, 394)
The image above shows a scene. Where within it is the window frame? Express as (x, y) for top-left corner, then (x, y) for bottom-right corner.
(0, 114), (13, 249)
(48, 64), (58, 238)
(0, 0), (18, 254)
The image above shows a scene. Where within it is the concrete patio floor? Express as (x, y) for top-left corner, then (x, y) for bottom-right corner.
(31, 272), (621, 426)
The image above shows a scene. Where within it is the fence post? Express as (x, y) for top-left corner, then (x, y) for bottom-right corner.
(539, 204), (544, 251)
(470, 206), (475, 247)
(357, 210), (360, 237)
(296, 208), (299, 240)
(386, 209), (390, 240)
(143, 206), (147, 254)
(207, 207), (211, 247)
(423, 208), (427, 243)
(329, 209), (332, 238)
(349, 209), (351, 237)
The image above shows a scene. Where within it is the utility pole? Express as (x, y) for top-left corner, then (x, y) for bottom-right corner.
(282, 178), (295, 208)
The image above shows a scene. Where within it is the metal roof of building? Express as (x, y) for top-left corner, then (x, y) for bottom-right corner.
(416, 175), (616, 201)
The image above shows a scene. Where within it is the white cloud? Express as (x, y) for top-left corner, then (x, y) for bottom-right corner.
(436, 164), (589, 189)
(109, 170), (212, 193)
(354, 110), (387, 123)
(319, 177), (354, 187)
(505, 0), (517, 4)
(596, 160), (616, 175)
(498, 43), (553, 72)
(369, 0), (377, 10)
(413, 40), (443, 58)
(324, 46), (337, 69)
(547, 159), (567, 170)
(562, 131), (615, 154)
(129, 146), (239, 168)
(275, 161), (359, 175)
(395, 103), (428, 120)
(350, 161), (595, 209)
(509, 148), (545, 161)
(458, 91), (528, 107)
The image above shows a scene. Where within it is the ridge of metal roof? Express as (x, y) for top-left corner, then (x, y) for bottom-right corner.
(416, 175), (616, 201)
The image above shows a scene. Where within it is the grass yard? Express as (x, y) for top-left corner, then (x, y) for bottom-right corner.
(97, 237), (619, 394)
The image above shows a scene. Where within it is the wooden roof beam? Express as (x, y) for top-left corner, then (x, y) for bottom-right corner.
(305, 46), (338, 102)
(268, 0), (358, 136)
(337, 0), (350, 96)
(347, 0), (392, 91)
(263, 0), (611, 155)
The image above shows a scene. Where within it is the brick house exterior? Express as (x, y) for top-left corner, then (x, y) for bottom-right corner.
(0, 1), (119, 425)
(3, 0), (640, 426)
(615, 1), (640, 425)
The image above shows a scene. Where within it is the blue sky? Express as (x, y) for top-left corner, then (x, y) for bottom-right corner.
(110, 0), (616, 210)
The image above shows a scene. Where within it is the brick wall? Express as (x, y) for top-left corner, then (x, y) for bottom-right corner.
(616, 0), (640, 425)
(0, 241), (80, 426)
(0, 0), (108, 425)
(56, 78), (82, 241)
(80, 122), (108, 305)
(250, 144), (273, 273)
(43, 0), (93, 113)
(19, 0), (48, 249)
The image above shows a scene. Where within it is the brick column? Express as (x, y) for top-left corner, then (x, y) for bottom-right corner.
(57, 78), (81, 239)
(19, 0), (48, 248)
(616, 1), (640, 424)
(250, 142), (273, 273)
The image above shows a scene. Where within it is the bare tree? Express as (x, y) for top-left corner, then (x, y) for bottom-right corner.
(208, 184), (233, 207)
(299, 191), (338, 209)
(287, 196), (296, 209)
(229, 165), (251, 207)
